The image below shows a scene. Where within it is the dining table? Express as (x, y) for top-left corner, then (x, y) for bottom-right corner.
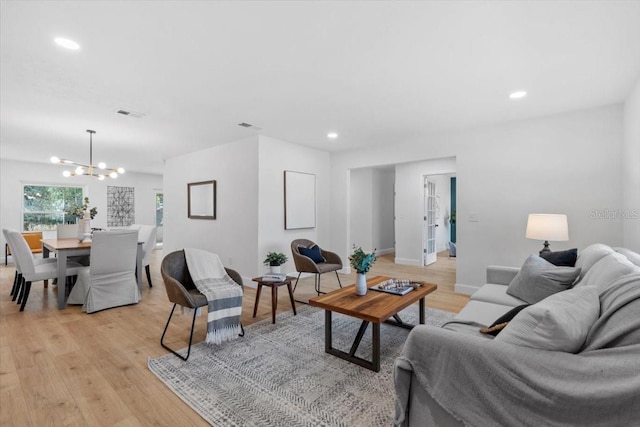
(42, 238), (144, 309)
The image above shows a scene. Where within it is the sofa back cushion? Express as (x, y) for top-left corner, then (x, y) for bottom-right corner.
(575, 252), (638, 292)
(614, 248), (640, 267)
(574, 243), (615, 281)
(506, 255), (581, 304)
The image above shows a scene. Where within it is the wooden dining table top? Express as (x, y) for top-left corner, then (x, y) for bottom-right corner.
(41, 238), (92, 251)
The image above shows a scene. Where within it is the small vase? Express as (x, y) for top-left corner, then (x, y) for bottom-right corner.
(270, 265), (282, 274)
(78, 212), (91, 242)
(355, 273), (367, 296)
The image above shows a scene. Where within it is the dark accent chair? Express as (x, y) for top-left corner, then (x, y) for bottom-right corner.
(160, 249), (244, 361)
(290, 239), (343, 295)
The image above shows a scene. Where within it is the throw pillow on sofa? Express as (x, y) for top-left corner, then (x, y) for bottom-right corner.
(494, 286), (600, 352)
(479, 304), (530, 336)
(540, 248), (578, 267)
(507, 255), (581, 304)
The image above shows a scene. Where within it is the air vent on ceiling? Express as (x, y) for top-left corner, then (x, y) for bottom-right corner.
(238, 122), (262, 131)
(116, 109), (146, 119)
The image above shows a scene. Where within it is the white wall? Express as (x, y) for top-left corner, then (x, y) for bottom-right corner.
(163, 137), (259, 276)
(348, 167), (395, 255)
(331, 105), (624, 293)
(0, 158), (162, 257)
(394, 158), (456, 265)
(257, 135), (331, 276)
(623, 77), (640, 252)
(372, 168), (395, 253)
(349, 168), (374, 251)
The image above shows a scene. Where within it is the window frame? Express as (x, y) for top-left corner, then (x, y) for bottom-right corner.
(21, 182), (86, 232)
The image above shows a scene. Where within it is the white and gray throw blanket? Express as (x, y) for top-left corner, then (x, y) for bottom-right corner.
(184, 248), (243, 345)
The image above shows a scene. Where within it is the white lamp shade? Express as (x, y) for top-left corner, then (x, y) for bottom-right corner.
(525, 214), (569, 241)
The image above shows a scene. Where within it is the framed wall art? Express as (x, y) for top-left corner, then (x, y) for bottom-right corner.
(188, 180), (216, 219)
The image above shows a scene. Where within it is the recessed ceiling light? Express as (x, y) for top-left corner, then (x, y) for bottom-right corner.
(54, 37), (80, 50)
(509, 91), (527, 99)
(327, 132), (338, 139)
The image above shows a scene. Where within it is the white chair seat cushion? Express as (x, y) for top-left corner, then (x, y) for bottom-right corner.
(494, 286), (600, 353)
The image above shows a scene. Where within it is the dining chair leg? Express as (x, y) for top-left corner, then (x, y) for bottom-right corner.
(293, 272), (303, 293)
(19, 281), (32, 312)
(161, 303), (198, 361)
(11, 277), (24, 301)
(335, 271), (343, 288)
(15, 277), (25, 303)
(145, 265), (153, 287)
(10, 272), (21, 296)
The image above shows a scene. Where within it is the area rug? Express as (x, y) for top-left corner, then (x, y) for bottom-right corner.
(148, 304), (454, 427)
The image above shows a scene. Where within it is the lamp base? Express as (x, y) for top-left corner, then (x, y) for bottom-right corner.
(539, 240), (551, 256)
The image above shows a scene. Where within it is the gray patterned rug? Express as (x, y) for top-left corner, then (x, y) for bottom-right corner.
(148, 304), (454, 427)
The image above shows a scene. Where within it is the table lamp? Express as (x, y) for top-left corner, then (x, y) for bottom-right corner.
(525, 213), (569, 255)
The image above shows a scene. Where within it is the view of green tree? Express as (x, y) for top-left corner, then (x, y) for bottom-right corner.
(23, 185), (83, 231)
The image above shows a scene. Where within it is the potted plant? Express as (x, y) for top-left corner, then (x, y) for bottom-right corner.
(349, 245), (377, 295)
(65, 197), (98, 241)
(263, 251), (288, 274)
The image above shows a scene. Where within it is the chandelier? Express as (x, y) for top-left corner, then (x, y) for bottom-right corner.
(50, 130), (125, 180)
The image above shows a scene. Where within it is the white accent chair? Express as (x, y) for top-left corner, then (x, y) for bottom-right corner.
(6, 229), (82, 311)
(67, 230), (140, 313)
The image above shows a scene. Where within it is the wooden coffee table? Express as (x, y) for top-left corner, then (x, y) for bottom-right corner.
(309, 275), (437, 372)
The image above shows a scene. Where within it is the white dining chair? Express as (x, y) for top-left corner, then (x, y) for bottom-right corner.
(7, 229), (83, 311)
(67, 229), (140, 313)
(56, 224), (91, 266)
(56, 224), (78, 238)
(3, 228), (58, 299)
(137, 224), (157, 287)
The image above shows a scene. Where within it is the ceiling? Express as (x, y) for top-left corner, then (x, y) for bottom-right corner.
(2, 1), (640, 175)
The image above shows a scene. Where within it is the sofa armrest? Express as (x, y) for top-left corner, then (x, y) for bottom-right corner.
(486, 265), (519, 285)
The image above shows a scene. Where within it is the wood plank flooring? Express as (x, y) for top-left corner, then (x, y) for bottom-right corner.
(0, 249), (467, 426)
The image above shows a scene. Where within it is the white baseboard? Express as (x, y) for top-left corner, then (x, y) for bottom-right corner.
(394, 257), (421, 266)
(455, 283), (480, 296)
(375, 248), (394, 256)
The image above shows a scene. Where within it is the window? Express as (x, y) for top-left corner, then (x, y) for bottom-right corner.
(23, 184), (84, 231)
(155, 193), (163, 227)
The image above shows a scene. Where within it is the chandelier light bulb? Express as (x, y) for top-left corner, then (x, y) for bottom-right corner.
(50, 156), (61, 164)
(62, 170), (71, 177)
(75, 166), (85, 175)
(109, 171), (118, 178)
(117, 167), (125, 174)
(98, 162), (106, 169)
(98, 175), (105, 180)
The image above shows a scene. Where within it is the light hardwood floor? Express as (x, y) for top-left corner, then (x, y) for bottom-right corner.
(0, 249), (468, 426)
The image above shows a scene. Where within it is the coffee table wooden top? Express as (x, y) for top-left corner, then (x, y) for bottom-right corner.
(309, 275), (437, 324)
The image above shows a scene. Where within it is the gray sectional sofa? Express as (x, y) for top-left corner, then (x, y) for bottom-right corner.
(394, 243), (640, 427)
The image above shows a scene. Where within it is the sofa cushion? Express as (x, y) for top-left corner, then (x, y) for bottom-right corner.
(540, 248), (578, 267)
(575, 252), (638, 292)
(494, 286), (600, 352)
(613, 247), (640, 267)
(574, 243), (615, 280)
(471, 284), (527, 307)
(506, 255), (581, 304)
(452, 300), (515, 327)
